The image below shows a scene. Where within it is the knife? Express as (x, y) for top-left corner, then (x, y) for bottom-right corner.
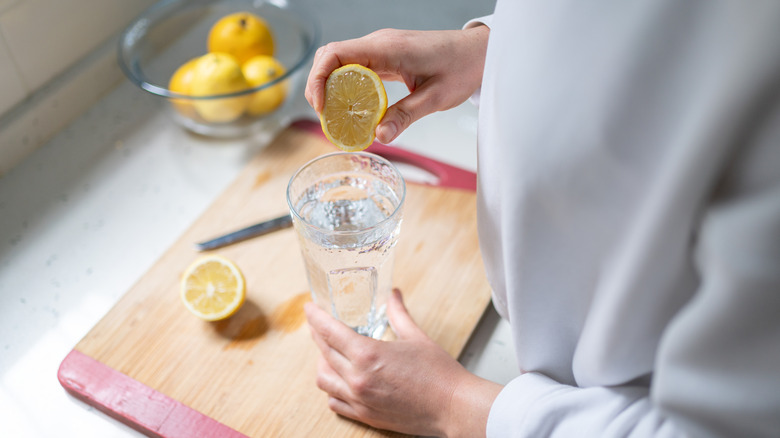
(195, 214), (293, 251)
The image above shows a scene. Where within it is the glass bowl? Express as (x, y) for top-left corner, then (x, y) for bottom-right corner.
(118, 0), (319, 137)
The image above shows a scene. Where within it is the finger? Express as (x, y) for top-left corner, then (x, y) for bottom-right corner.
(304, 301), (367, 359)
(304, 38), (379, 114)
(386, 288), (426, 340)
(327, 396), (362, 421)
(315, 356), (352, 401)
(375, 81), (448, 144)
(304, 45), (341, 113)
(308, 321), (352, 375)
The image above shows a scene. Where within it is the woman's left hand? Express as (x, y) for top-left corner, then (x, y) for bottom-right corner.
(305, 289), (502, 438)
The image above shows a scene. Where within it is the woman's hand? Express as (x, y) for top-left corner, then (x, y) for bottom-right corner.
(305, 26), (489, 144)
(305, 289), (502, 438)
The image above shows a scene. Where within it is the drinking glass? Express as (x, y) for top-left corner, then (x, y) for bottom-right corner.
(286, 152), (406, 339)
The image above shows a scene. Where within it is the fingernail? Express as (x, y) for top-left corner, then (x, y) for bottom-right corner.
(376, 122), (397, 144)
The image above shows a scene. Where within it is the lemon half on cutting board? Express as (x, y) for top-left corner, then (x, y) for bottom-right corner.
(320, 64), (388, 151)
(181, 255), (245, 321)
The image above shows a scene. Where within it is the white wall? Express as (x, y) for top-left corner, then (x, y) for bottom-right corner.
(0, 0), (156, 175)
(0, 0), (156, 116)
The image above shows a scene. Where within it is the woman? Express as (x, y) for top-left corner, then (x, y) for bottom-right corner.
(304, 1), (780, 436)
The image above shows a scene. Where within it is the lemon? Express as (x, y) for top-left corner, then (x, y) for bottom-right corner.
(242, 55), (288, 116)
(168, 57), (200, 119)
(208, 12), (274, 64)
(181, 255), (246, 321)
(319, 64), (388, 151)
(189, 53), (251, 123)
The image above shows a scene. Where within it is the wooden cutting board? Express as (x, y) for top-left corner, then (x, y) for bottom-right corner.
(58, 120), (491, 438)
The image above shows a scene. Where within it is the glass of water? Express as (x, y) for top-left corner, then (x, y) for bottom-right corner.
(286, 152), (406, 339)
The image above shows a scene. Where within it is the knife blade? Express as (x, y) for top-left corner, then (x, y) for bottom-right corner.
(195, 214), (293, 251)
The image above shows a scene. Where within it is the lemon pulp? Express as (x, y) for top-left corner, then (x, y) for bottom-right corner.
(320, 64), (387, 151)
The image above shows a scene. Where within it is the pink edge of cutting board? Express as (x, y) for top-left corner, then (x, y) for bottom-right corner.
(58, 349), (249, 438)
(57, 119), (478, 437)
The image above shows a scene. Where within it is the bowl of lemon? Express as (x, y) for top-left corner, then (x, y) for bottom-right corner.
(119, 0), (319, 137)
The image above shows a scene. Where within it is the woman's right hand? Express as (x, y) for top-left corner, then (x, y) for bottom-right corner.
(305, 26), (489, 144)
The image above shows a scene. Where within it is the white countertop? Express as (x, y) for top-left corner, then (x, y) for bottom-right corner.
(0, 2), (516, 436)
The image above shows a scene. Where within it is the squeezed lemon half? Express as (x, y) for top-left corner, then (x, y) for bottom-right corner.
(320, 64), (388, 151)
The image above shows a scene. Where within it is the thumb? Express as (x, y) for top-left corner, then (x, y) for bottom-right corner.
(386, 288), (426, 340)
(375, 81), (445, 144)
